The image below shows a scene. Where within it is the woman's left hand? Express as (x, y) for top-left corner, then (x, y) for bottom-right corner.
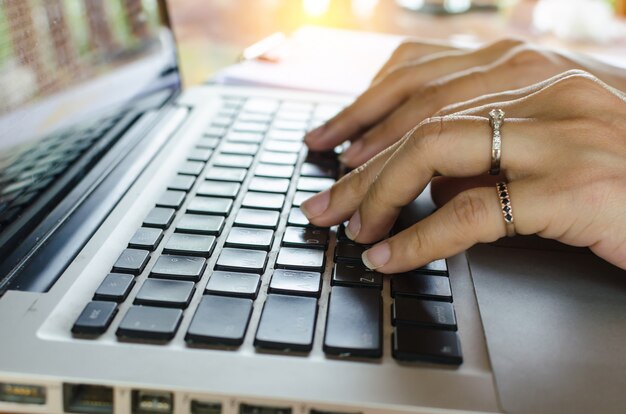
(300, 70), (626, 273)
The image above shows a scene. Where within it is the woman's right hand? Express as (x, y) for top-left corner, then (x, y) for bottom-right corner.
(305, 38), (626, 168)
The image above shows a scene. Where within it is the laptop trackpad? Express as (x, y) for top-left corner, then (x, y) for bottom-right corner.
(468, 243), (626, 414)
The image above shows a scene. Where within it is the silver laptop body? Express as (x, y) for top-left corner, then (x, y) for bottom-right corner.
(0, 2), (624, 414)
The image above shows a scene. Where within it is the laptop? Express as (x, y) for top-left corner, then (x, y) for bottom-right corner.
(0, 2), (624, 414)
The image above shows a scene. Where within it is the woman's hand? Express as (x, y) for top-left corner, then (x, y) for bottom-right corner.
(300, 71), (626, 272)
(305, 38), (626, 168)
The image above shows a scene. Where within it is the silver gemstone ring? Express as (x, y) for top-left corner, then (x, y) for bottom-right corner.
(488, 108), (505, 175)
(496, 182), (516, 237)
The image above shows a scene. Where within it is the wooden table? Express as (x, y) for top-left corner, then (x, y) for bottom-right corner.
(167, 0), (626, 87)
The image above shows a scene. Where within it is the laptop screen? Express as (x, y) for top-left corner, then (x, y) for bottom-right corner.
(0, 0), (180, 284)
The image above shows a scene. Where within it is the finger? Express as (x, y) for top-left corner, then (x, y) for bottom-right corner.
(305, 38), (527, 151)
(300, 134), (409, 227)
(372, 40), (460, 84)
(337, 48), (567, 168)
(435, 69), (592, 117)
(360, 180), (549, 273)
(348, 116), (549, 244)
(431, 175), (503, 207)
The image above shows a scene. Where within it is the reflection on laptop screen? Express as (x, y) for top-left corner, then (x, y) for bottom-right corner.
(0, 0), (179, 288)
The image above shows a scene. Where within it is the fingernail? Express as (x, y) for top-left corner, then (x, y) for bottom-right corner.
(338, 140), (363, 164)
(345, 210), (361, 240)
(300, 189), (330, 219)
(304, 125), (326, 143)
(362, 242), (391, 270)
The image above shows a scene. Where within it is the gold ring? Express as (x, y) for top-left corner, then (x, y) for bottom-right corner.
(496, 182), (516, 237)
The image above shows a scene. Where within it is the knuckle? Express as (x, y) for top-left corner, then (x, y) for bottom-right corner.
(489, 37), (526, 51)
(340, 162), (373, 196)
(451, 190), (491, 231)
(393, 41), (414, 58)
(408, 225), (430, 254)
(540, 71), (605, 103)
(504, 45), (549, 67)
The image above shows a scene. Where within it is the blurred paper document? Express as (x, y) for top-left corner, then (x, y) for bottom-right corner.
(215, 26), (405, 95)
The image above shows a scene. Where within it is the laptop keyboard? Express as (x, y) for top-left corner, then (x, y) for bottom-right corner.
(71, 96), (463, 365)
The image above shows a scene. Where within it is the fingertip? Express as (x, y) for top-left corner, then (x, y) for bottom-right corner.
(300, 189), (331, 220)
(338, 140), (364, 166)
(362, 242), (391, 271)
(305, 125), (325, 142)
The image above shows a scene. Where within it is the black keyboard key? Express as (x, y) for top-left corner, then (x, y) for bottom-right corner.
(282, 226), (328, 249)
(168, 174), (195, 191)
(197, 180), (240, 198)
(187, 196), (233, 216)
(332, 263), (382, 289)
(205, 126), (227, 137)
(234, 208), (279, 229)
(306, 150), (337, 164)
(226, 227), (274, 250)
(205, 271), (261, 298)
(297, 177), (335, 192)
(150, 255), (206, 281)
(272, 119), (308, 132)
(226, 131), (264, 143)
(248, 177), (290, 194)
(204, 166), (247, 182)
(334, 242), (368, 264)
(112, 249), (150, 274)
(188, 147), (213, 162)
(196, 137), (220, 149)
(415, 259), (448, 276)
(215, 248), (267, 273)
(287, 207), (310, 227)
(254, 294), (317, 352)
(392, 298), (457, 330)
(176, 214), (225, 235)
(243, 98), (279, 113)
(292, 191), (315, 207)
(212, 154), (253, 169)
(264, 140), (302, 153)
(255, 164), (294, 179)
(220, 142), (259, 155)
(242, 192), (285, 210)
(156, 190), (186, 209)
(275, 247), (325, 272)
(266, 129), (304, 141)
(300, 162), (336, 178)
(336, 223), (350, 241)
(210, 115), (233, 127)
(232, 121), (268, 133)
(143, 207), (175, 229)
(391, 274), (452, 302)
(237, 112), (271, 123)
(392, 326), (462, 365)
(93, 273), (135, 302)
(260, 151), (298, 165)
(269, 269), (321, 297)
(186, 295), (253, 346)
(72, 301), (117, 335)
(116, 306), (182, 341)
(178, 160), (205, 176)
(128, 227), (163, 251)
(323, 286), (382, 358)
(134, 279), (195, 308)
(163, 233), (216, 257)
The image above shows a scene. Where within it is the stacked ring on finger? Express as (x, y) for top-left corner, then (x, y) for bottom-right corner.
(496, 182), (516, 237)
(489, 108), (505, 175)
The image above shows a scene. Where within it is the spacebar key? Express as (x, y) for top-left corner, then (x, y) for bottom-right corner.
(323, 286), (382, 358)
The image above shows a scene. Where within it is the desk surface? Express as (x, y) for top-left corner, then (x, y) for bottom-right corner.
(167, 0), (626, 87)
